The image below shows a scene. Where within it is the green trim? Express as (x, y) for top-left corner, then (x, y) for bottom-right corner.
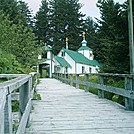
(63, 48), (101, 67)
(78, 46), (92, 51)
(55, 56), (71, 68)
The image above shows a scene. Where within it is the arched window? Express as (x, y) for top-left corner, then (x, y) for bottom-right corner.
(89, 67), (92, 73)
(82, 66), (85, 73)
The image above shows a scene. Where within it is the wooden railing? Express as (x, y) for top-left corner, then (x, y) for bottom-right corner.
(0, 72), (38, 134)
(53, 73), (134, 111)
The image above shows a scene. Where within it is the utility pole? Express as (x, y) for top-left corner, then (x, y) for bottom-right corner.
(128, 0), (134, 74)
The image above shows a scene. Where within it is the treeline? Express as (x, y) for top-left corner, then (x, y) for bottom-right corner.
(0, 0), (38, 74)
(0, 0), (133, 74)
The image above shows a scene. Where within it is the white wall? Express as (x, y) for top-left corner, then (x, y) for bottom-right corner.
(57, 50), (76, 74)
(57, 49), (98, 74)
(63, 53), (76, 74)
(76, 63), (98, 74)
(78, 50), (93, 60)
(47, 51), (51, 59)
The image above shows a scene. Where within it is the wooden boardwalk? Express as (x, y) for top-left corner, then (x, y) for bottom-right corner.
(26, 78), (134, 134)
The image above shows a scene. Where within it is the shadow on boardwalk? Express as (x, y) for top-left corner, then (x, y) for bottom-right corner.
(26, 78), (134, 134)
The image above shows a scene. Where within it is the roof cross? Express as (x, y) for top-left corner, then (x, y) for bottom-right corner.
(82, 32), (86, 40)
(66, 37), (69, 49)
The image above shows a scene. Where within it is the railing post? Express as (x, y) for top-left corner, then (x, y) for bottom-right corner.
(76, 74), (79, 89)
(4, 91), (13, 134)
(58, 73), (60, 80)
(63, 74), (65, 83)
(70, 74), (73, 86)
(84, 74), (88, 92)
(98, 75), (104, 98)
(64, 74), (66, 84)
(1, 108), (4, 134)
(61, 74), (63, 82)
(125, 77), (134, 110)
(56, 73), (58, 80)
(19, 78), (31, 127)
(66, 74), (68, 84)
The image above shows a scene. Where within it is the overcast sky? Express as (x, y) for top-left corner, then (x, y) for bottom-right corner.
(23, 0), (126, 19)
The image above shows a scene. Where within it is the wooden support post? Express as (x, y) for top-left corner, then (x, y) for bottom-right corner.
(76, 74), (79, 89)
(70, 74), (73, 86)
(125, 77), (134, 110)
(4, 93), (13, 134)
(58, 73), (60, 81)
(59, 73), (60, 80)
(19, 80), (30, 127)
(84, 74), (88, 92)
(64, 74), (66, 84)
(56, 73), (58, 80)
(61, 74), (63, 82)
(128, 0), (134, 73)
(66, 74), (68, 84)
(1, 109), (4, 134)
(0, 99), (4, 134)
(98, 76), (104, 98)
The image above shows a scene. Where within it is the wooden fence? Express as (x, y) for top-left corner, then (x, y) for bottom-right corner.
(53, 73), (134, 111)
(0, 72), (38, 134)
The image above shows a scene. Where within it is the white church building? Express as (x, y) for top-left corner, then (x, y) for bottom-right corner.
(38, 33), (101, 78)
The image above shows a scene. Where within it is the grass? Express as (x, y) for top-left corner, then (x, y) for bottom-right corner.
(33, 90), (41, 100)
(0, 78), (8, 83)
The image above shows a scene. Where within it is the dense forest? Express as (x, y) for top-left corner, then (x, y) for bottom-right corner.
(0, 0), (133, 74)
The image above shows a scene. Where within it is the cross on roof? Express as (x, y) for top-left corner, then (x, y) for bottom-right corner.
(82, 32), (86, 40)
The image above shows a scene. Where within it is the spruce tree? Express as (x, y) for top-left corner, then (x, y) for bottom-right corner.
(34, 0), (49, 45)
(96, 0), (129, 73)
(49, 0), (85, 54)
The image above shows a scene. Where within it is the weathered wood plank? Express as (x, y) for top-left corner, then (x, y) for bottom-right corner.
(16, 99), (32, 134)
(0, 89), (7, 134)
(61, 77), (134, 99)
(98, 75), (104, 98)
(0, 75), (31, 94)
(26, 79), (134, 134)
(0, 74), (25, 78)
(0, 73), (37, 134)
(4, 94), (13, 134)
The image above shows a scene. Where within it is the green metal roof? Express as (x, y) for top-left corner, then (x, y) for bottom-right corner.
(63, 48), (101, 67)
(42, 46), (52, 51)
(55, 56), (71, 68)
(78, 46), (92, 51)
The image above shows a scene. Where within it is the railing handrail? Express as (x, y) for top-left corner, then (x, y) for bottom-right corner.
(53, 73), (134, 111)
(58, 73), (134, 78)
(0, 72), (38, 134)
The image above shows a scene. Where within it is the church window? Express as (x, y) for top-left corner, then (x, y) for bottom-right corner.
(82, 66), (85, 73)
(89, 67), (92, 73)
(65, 67), (68, 73)
(42, 52), (47, 58)
(62, 51), (65, 57)
(90, 52), (92, 58)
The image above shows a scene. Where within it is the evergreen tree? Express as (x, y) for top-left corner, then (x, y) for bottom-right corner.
(34, 0), (49, 44)
(0, 11), (38, 68)
(49, 0), (85, 53)
(96, 0), (129, 73)
(0, 0), (20, 24)
(17, 0), (34, 27)
(0, 0), (33, 27)
(0, 49), (24, 74)
(34, 0), (85, 54)
(83, 17), (96, 49)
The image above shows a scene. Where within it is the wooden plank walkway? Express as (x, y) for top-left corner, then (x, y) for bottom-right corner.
(26, 78), (134, 134)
